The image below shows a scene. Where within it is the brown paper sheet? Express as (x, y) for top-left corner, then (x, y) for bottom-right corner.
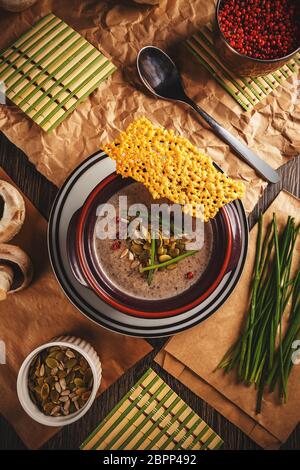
(0, 168), (153, 449)
(155, 190), (300, 449)
(0, 0), (299, 214)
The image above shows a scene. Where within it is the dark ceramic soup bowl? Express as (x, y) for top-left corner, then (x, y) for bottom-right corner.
(67, 173), (242, 319)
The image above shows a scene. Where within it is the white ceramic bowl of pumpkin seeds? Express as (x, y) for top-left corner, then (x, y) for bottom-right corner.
(17, 336), (102, 426)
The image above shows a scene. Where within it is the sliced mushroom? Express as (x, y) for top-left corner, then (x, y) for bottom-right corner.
(0, 244), (33, 300)
(0, 181), (25, 243)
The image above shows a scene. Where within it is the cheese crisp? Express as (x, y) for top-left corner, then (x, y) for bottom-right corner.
(103, 118), (245, 221)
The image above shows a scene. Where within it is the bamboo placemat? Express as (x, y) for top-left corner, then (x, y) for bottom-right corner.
(0, 13), (116, 132)
(81, 368), (223, 450)
(185, 23), (300, 111)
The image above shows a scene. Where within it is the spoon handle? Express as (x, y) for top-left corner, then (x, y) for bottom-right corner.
(185, 97), (279, 184)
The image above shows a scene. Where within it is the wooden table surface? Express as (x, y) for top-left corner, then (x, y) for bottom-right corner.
(0, 132), (299, 450)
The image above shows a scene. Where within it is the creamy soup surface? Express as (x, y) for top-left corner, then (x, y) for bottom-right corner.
(94, 183), (213, 300)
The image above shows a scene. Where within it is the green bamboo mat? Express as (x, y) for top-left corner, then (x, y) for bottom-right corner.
(0, 13), (116, 132)
(185, 23), (300, 111)
(81, 368), (223, 451)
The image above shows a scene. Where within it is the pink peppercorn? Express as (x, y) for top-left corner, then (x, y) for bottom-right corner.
(218, 0), (300, 60)
(185, 271), (194, 280)
(111, 240), (121, 251)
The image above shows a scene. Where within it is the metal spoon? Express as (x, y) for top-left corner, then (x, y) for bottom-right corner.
(137, 46), (279, 184)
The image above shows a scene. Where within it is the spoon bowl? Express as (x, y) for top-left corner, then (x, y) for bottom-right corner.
(137, 46), (187, 102)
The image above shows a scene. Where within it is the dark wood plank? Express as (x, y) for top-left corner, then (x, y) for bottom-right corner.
(0, 131), (299, 450)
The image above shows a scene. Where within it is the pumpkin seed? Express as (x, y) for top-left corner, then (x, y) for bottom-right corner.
(131, 243), (143, 255)
(74, 378), (84, 387)
(132, 237), (143, 244)
(59, 378), (67, 391)
(176, 241), (184, 250)
(41, 383), (50, 400)
(28, 345), (93, 417)
(55, 351), (65, 362)
(158, 232), (163, 247)
(48, 350), (59, 358)
(120, 248), (128, 259)
(66, 371), (75, 384)
(157, 246), (165, 255)
(159, 254), (172, 262)
(50, 390), (60, 403)
(169, 248), (180, 257)
(58, 370), (67, 379)
(76, 387), (86, 396)
(37, 377), (44, 387)
(80, 358), (87, 369)
(65, 349), (76, 359)
(166, 263), (177, 270)
(59, 396), (69, 403)
(34, 356), (41, 368)
(131, 260), (140, 269)
(66, 358), (77, 369)
(50, 405), (61, 416)
(50, 367), (58, 376)
(43, 402), (55, 414)
(39, 364), (45, 377)
(63, 400), (70, 413)
(45, 357), (59, 369)
(44, 376), (56, 387)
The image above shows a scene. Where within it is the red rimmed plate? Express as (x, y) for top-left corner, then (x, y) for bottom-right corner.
(67, 172), (240, 319)
(48, 151), (248, 337)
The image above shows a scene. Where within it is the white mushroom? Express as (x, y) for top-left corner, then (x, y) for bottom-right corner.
(0, 181), (25, 243)
(0, 244), (33, 300)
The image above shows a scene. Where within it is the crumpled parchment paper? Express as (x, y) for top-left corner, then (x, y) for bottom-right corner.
(0, 0), (299, 213)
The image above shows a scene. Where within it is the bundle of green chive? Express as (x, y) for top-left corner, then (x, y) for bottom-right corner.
(217, 213), (300, 413)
